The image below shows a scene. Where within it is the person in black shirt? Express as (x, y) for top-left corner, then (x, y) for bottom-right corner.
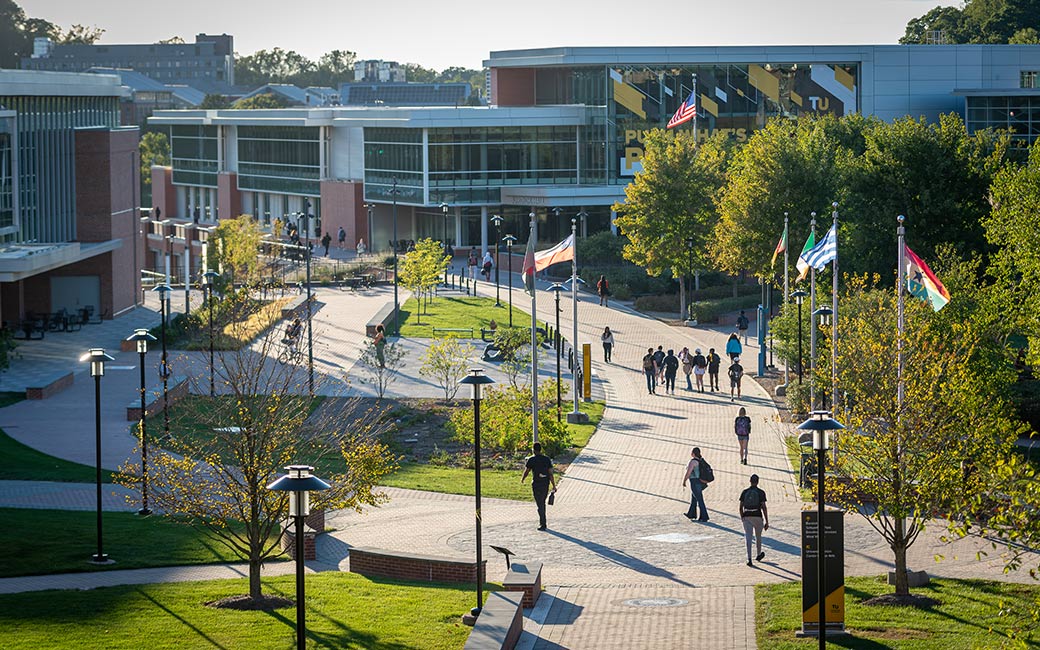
(662, 349), (679, 395)
(707, 348), (721, 392)
(521, 442), (556, 530)
(739, 474), (769, 566)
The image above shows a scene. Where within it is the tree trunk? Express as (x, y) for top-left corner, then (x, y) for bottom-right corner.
(892, 517), (909, 596)
(249, 556), (263, 599)
(679, 277), (687, 322)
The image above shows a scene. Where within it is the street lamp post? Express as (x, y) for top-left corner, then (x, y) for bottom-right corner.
(81, 348), (115, 563)
(441, 203), (450, 286)
(684, 236), (695, 321)
(267, 466), (330, 650)
(577, 209), (588, 238)
(490, 215), (503, 307)
(459, 368), (494, 618)
(813, 307), (833, 410)
(793, 289), (808, 385)
(203, 271), (219, 397)
(797, 411), (845, 649)
(391, 177), (401, 334)
(298, 210), (315, 397)
(503, 234), (517, 327)
(127, 330), (156, 516)
(547, 284), (564, 421)
(152, 284), (172, 438)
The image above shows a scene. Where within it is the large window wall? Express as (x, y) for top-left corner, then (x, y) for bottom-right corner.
(238, 126), (321, 195)
(966, 95), (1040, 143)
(364, 128), (423, 203)
(0, 126), (12, 231)
(170, 124), (218, 187)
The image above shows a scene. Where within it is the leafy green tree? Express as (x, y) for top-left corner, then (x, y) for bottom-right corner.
(403, 63), (437, 82)
(315, 49), (357, 85)
(139, 131), (170, 189)
(212, 215), (264, 285)
(900, 5), (973, 44)
(234, 48), (315, 87)
(901, 0), (1040, 44)
(199, 93), (230, 109)
(1009, 26), (1040, 42)
(399, 238), (449, 323)
(420, 338), (475, 400)
(233, 93), (290, 109)
(0, 0), (57, 68)
(450, 381), (572, 457)
(613, 129), (731, 319)
(57, 24), (104, 44)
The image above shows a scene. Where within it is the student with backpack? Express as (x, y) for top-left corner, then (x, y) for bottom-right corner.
(706, 348), (721, 392)
(728, 356), (744, 401)
(679, 347), (694, 391)
(652, 345), (666, 383)
(737, 310), (750, 345)
(662, 349), (679, 394)
(681, 447), (712, 522)
(642, 348), (657, 395)
(734, 406), (752, 465)
(739, 474), (769, 566)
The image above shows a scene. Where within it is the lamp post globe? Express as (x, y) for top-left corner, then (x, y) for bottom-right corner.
(81, 347), (115, 563)
(502, 234), (517, 327)
(459, 368), (495, 617)
(126, 329), (157, 516)
(152, 284), (173, 438)
(490, 215), (503, 307)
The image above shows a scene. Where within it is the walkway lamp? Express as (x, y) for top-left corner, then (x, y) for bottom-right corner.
(684, 237), (695, 320)
(459, 368), (495, 617)
(792, 289), (808, 384)
(490, 214), (503, 307)
(152, 284), (173, 438)
(813, 306), (833, 410)
(127, 329), (157, 516)
(81, 347), (115, 563)
(502, 234), (517, 327)
(547, 283), (565, 421)
(441, 202), (451, 285)
(298, 210), (315, 397)
(390, 177), (401, 334)
(203, 271), (220, 397)
(797, 411), (845, 649)
(267, 465), (330, 650)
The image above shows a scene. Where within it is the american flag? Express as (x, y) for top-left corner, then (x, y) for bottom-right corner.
(667, 91), (697, 129)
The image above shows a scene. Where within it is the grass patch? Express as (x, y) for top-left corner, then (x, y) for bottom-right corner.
(756, 575), (1040, 649)
(783, 435), (811, 502)
(399, 296), (528, 338)
(568, 400), (605, 448)
(381, 463), (532, 501)
(158, 297), (291, 351)
(0, 572), (477, 649)
(0, 429), (117, 483)
(0, 508), (261, 578)
(0, 391), (25, 408)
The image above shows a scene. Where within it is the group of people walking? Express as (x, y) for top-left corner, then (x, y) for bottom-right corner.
(637, 342), (746, 400)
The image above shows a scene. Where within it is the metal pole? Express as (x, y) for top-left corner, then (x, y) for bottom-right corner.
(494, 222), (501, 307)
(208, 284), (215, 397)
(783, 212), (790, 387)
(138, 350), (150, 516)
(392, 178), (400, 335)
(443, 208), (449, 286)
(305, 229), (314, 397)
(570, 219), (579, 418)
(797, 299), (804, 384)
(530, 214), (539, 445)
(817, 441), (826, 650)
(161, 298), (169, 439)
(473, 392), (484, 615)
(295, 506), (306, 650)
(832, 204), (839, 415)
(93, 373), (106, 562)
(555, 291), (562, 422)
(507, 243), (513, 327)
(809, 213), (817, 409)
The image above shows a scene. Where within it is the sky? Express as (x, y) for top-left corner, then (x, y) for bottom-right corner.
(20, 0), (957, 71)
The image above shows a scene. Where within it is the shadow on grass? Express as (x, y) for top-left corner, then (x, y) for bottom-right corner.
(136, 588), (231, 650)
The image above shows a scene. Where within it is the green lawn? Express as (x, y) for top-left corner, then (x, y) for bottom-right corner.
(0, 572), (477, 650)
(399, 296), (529, 338)
(756, 575), (1040, 649)
(0, 508), (264, 578)
(0, 429), (117, 483)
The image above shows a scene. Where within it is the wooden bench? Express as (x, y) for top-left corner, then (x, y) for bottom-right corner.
(502, 562), (542, 608)
(463, 591), (525, 650)
(365, 303), (396, 338)
(26, 371), (73, 400)
(125, 376), (189, 420)
(349, 547), (485, 584)
(432, 327), (474, 338)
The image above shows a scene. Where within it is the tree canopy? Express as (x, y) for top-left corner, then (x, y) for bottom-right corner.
(901, 0), (1040, 44)
(0, 0), (103, 67)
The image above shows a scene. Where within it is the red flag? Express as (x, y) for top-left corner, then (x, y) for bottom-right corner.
(521, 233), (536, 295)
(667, 91), (697, 129)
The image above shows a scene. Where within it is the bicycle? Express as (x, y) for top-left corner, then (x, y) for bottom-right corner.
(277, 337), (304, 365)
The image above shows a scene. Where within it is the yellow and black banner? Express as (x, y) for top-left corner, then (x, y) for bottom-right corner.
(801, 508), (845, 633)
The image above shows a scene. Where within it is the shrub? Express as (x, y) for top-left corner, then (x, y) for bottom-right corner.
(576, 231), (627, 266)
(419, 338), (475, 400)
(449, 380), (572, 457)
(688, 295), (761, 323)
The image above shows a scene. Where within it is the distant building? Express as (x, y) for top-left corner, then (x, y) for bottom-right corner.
(86, 68), (204, 126)
(22, 33), (235, 92)
(0, 70), (141, 324)
(339, 82), (471, 106)
(353, 60), (405, 83)
(239, 84), (339, 107)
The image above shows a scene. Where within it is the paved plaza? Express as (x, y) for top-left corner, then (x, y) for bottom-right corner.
(0, 272), (1031, 649)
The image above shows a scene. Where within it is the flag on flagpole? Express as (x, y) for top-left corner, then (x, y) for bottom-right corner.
(667, 91), (697, 129)
(795, 231), (816, 281)
(521, 233), (537, 295)
(904, 245), (950, 311)
(770, 225), (788, 268)
(534, 234), (575, 271)
(802, 224), (838, 271)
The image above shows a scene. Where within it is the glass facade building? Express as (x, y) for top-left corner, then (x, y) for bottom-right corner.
(238, 126), (321, 196)
(170, 125), (218, 187)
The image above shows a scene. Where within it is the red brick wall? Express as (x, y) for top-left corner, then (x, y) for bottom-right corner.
(320, 180), (365, 249)
(151, 166), (175, 220)
(493, 68), (536, 106)
(217, 172), (241, 220)
(349, 547), (485, 584)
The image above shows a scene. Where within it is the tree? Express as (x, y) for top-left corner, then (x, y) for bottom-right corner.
(212, 215), (264, 285)
(139, 132), (170, 189)
(900, 5), (972, 44)
(118, 305), (397, 603)
(57, 24), (104, 44)
(901, 0), (1040, 44)
(493, 327), (533, 388)
(449, 381), (572, 457)
(315, 49), (357, 85)
(0, 0), (57, 68)
(403, 63), (437, 82)
(358, 337), (404, 399)
(232, 93), (290, 110)
(157, 36), (185, 44)
(199, 94), (230, 109)
(613, 129), (731, 320)
(235, 48), (315, 87)
(420, 338), (475, 400)
(399, 238), (449, 324)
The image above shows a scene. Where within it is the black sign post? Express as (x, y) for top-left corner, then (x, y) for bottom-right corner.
(799, 508), (845, 638)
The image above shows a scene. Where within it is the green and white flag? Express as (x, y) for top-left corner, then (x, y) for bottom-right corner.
(795, 230), (815, 282)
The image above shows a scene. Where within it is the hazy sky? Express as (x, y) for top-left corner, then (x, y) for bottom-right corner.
(20, 0), (956, 71)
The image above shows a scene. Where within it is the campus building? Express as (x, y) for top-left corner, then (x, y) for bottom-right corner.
(0, 70), (141, 325)
(147, 44), (1040, 267)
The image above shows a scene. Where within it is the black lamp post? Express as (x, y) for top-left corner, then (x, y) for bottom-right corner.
(684, 236), (695, 320)
(490, 215), (503, 307)
(503, 234), (517, 327)
(441, 202), (450, 286)
(153, 284), (172, 439)
(792, 289), (808, 384)
(576, 209), (588, 239)
(298, 210), (315, 397)
(547, 283), (564, 422)
(126, 330), (156, 516)
(203, 271), (219, 397)
(797, 411), (845, 649)
(459, 368), (495, 618)
(391, 177), (401, 334)
(813, 306), (833, 410)
(267, 465), (330, 650)
(81, 347), (115, 563)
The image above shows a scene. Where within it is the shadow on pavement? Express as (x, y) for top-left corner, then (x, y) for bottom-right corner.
(546, 529), (695, 588)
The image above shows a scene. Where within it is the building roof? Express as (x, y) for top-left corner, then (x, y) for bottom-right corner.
(240, 84), (310, 105)
(164, 84), (207, 106)
(0, 69), (130, 98)
(86, 67), (167, 92)
(339, 82), (471, 106)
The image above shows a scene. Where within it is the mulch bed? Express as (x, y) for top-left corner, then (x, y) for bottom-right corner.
(860, 593), (941, 609)
(206, 594), (294, 610)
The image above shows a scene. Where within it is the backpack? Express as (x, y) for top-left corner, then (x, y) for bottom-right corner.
(735, 416), (750, 436)
(643, 355), (654, 371)
(742, 487), (763, 510)
(737, 315), (749, 329)
(697, 457), (715, 483)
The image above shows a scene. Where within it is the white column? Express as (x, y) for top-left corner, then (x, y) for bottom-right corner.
(176, 186), (187, 219)
(480, 206), (489, 255)
(183, 241), (191, 314)
(209, 188), (217, 220)
(454, 206), (462, 248)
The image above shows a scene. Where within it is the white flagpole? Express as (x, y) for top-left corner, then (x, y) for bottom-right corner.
(783, 212), (790, 388)
(831, 202), (839, 415)
(809, 212), (817, 410)
(570, 218), (580, 418)
(897, 215), (906, 413)
(530, 212), (539, 444)
(692, 73), (698, 142)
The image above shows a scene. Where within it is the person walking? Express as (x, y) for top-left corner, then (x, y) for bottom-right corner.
(740, 474), (769, 566)
(692, 348), (707, 393)
(321, 231), (332, 257)
(663, 349), (679, 395)
(468, 250), (479, 281)
(652, 345), (666, 384)
(707, 348), (721, 392)
(735, 406), (752, 464)
(642, 347), (657, 395)
(726, 331), (742, 360)
(356, 238), (367, 256)
(521, 442), (556, 530)
(481, 250), (494, 281)
(337, 226), (346, 250)
(737, 310), (750, 346)
(373, 324), (387, 368)
(680, 347), (694, 391)
(728, 356), (744, 401)
(596, 274), (610, 307)
(601, 326), (614, 363)
(681, 447), (709, 522)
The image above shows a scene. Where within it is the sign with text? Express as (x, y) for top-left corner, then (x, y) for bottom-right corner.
(801, 508), (845, 635)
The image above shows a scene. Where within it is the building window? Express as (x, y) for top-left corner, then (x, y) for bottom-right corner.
(1021, 71), (1040, 89)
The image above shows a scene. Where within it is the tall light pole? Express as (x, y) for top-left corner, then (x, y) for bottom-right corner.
(153, 284), (172, 439)
(391, 177), (401, 334)
(793, 289), (807, 385)
(490, 215), (503, 307)
(798, 411), (845, 649)
(577, 209), (588, 239)
(267, 465), (330, 650)
(81, 347), (115, 563)
(459, 368), (494, 618)
(684, 236), (695, 320)
(299, 207), (315, 397)
(127, 330), (156, 516)
(503, 234), (517, 327)
(441, 202), (450, 286)
(203, 271), (219, 397)
(547, 284), (564, 421)
(814, 307), (833, 410)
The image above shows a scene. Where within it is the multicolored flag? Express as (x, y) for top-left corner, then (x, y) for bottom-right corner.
(795, 231), (816, 281)
(521, 233), (537, 295)
(534, 234), (575, 270)
(667, 91), (697, 129)
(802, 224), (837, 271)
(770, 224), (788, 267)
(904, 245), (950, 311)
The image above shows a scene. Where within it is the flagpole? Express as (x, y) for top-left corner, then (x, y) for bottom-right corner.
(692, 73), (698, 142)
(530, 211), (539, 445)
(570, 218), (580, 418)
(809, 212), (817, 410)
(896, 215), (905, 413)
(783, 212), (790, 388)
(831, 202), (839, 416)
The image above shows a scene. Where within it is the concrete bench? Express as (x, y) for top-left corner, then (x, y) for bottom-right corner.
(348, 547), (486, 584)
(463, 591), (525, 650)
(280, 294), (313, 320)
(125, 376), (189, 420)
(365, 303), (396, 338)
(502, 561), (542, 608)
(26, 371), (73, 400)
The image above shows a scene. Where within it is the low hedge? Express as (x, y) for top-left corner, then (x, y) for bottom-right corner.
(634, 294), (761, 323)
